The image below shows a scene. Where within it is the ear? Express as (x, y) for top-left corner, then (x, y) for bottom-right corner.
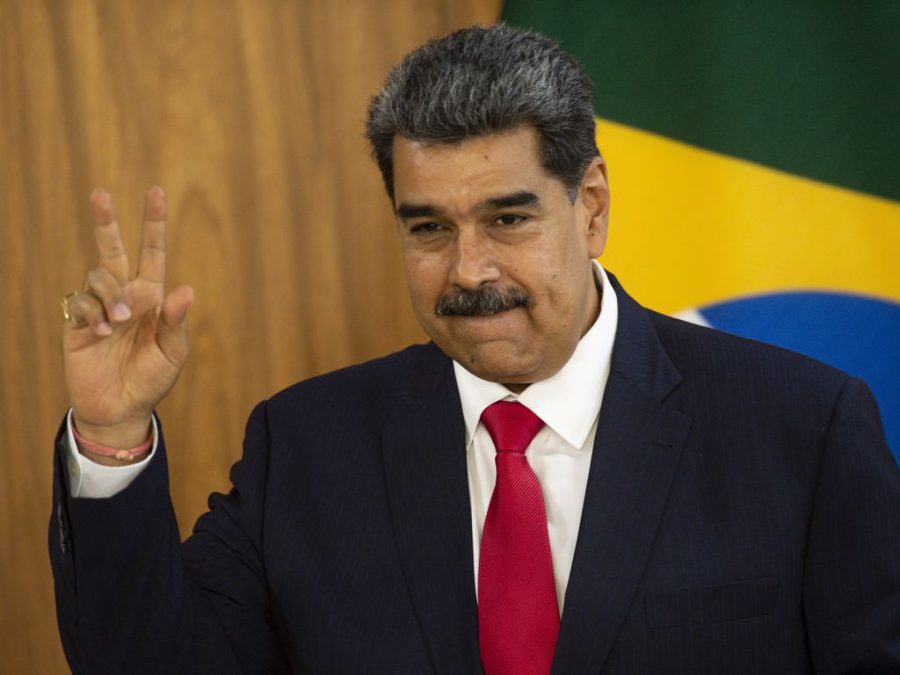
(578, 157), (610, 259)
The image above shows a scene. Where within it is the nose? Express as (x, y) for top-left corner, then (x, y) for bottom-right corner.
(448, 229), (502, 290)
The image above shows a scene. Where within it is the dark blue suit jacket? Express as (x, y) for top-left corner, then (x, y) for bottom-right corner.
(51, 276), (900, 673)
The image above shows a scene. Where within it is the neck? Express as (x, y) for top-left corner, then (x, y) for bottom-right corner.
(503, 382), (529, 394)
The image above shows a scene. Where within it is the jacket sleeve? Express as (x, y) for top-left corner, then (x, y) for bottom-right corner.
(803, 377), (900, 672)
(49, 402), (290, 674)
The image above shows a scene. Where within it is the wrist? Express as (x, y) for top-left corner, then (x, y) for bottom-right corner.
(71, 414), (153, 464)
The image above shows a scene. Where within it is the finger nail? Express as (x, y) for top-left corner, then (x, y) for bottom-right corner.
(111, 303), (131, 321)
(96, 321), (113, 336)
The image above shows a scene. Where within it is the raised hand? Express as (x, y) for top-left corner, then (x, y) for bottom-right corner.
(62, 187), (194, 459)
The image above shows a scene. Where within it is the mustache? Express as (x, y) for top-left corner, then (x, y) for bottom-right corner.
(435, 286), (533, 317)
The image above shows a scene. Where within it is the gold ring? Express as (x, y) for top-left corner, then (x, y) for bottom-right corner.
(61, 292), (79, 324)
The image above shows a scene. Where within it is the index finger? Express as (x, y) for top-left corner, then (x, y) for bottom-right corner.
(136, 186), (168, 284)
(90, 189), (130, 282)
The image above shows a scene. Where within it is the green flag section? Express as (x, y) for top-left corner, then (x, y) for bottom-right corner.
(503, 1), (900, 202)
(502, 1), (900, 454)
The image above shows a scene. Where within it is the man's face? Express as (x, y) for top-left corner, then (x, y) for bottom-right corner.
(393, 125), (610, 389)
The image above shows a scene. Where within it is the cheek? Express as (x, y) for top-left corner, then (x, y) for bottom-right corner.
(403, 252), (444, 307)
(521, 248), (573, 298)
(528, 264), (585, 328)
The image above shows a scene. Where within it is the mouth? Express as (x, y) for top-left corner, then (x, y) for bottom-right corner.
(448, 309), (521, 324)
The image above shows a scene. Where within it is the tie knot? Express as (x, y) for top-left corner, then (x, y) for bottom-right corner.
(480, 401), (545, 455)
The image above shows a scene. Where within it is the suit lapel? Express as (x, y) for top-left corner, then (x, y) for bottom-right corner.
(381, 348), (483, 674)
(552, 278), (692, 673)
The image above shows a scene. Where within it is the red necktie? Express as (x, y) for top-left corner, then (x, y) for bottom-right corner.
(478, 401), (559, 675)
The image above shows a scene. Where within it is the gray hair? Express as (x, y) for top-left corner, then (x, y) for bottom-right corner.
(366, 24), (599, 203)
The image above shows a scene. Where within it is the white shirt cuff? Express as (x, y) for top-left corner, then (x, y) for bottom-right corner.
(64, 410), (158, 498)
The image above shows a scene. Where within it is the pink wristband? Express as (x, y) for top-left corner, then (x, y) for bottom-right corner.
(72, 424), (153, 461)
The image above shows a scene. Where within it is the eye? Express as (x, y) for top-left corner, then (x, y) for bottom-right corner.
(410, 222), (444, 235)
(494, 214), (525, 227)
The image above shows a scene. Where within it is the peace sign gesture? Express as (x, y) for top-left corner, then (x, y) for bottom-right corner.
(62, 187), (194, 460)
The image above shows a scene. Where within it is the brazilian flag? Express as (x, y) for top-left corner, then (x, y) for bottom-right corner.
(503, 1), (900, 457)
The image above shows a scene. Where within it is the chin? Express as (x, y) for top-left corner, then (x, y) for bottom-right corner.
(455, 345), (539, 383)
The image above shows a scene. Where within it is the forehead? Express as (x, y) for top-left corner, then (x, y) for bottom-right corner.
(392, 126), (565, 213)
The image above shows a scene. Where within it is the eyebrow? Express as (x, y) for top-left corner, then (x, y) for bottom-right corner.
(396, 191), (540, 220)
(396, 203), (439, 219)
(483, 191), (539, 210)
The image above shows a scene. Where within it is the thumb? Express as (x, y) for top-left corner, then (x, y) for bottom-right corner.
(157, 284), (194, 365)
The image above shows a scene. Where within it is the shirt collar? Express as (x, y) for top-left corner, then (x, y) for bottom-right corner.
(453, 261), (618, 449)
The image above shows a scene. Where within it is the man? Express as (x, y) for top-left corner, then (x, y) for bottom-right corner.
(52, 24), (900, 674)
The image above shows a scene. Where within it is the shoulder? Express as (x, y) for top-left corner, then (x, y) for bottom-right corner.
(262, 341), (447, 421)
(647, 309), (857, 426)
(607, 269), (852, 405)
(240, 342), (454, 465)
(650, 309), (845, 379)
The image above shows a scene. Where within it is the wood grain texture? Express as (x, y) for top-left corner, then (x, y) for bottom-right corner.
(0, 0), (502, 670)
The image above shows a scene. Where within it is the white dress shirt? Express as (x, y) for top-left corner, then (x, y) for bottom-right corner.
(454, 262), (618, 611)
(67, 263), (619, 605)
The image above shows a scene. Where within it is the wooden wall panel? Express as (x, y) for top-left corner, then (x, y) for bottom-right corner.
(0, 0), (503, 670)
